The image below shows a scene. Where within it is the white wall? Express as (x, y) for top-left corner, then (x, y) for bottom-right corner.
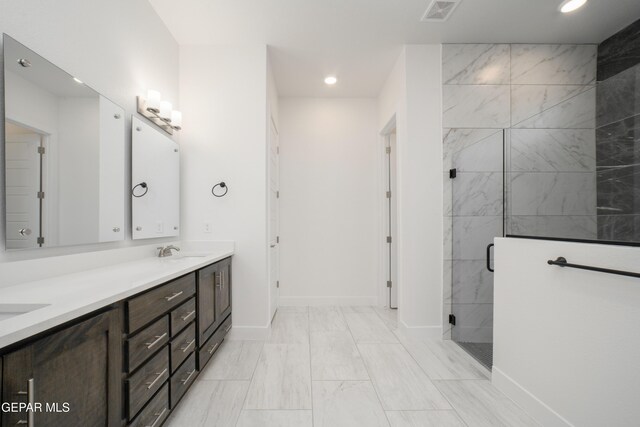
(493, 237), (640, 426)
(179, 45), (270, 337)
(376, 45), (443, 338)
(0, 0), (179, 263)
(278, 98), (379, 305)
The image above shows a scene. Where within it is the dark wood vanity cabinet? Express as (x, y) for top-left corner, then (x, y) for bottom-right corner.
(0, 256), (231, 427)
(197, 257), (232, 346)
(1, 309), (122, 427)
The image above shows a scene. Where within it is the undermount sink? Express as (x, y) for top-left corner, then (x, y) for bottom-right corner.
(0, 303), (50, 322)
(161, 253), (209, 261)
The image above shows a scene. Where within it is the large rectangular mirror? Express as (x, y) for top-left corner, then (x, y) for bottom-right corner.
(3, 34), (125, 250)
(131, 116), (179, 240)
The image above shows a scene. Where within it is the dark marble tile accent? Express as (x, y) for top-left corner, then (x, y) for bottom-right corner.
(597, 214), (640, 242)
(595, 64), (639, 128)
(597, 165), (640, 215)
(596, 114), (640, 167)
(598, 18), (640, 81)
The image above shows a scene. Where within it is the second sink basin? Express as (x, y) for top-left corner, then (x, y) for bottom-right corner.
(0, 303), (50, 322)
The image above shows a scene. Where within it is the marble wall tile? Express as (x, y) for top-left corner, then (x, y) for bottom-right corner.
(510, 129), (596, 172)
(596, 165), (640, 215)
(444, 172), (452, 216)
(443, 44), (510, 85)
(443, 260), (452, 304)
(452, 172), (503, 216)
(596, 114), (640, 167)
(596, 64), (639, 128)
(512, 86), (596, 129)
(450, 303), (493, 343)
(443, 85), (510, 128)
(452, 216), (503, 261)
(511, 84), (594, 127)
(508, 215), (597, 240)
(443, 216), (452, 260)
(452, 131), (504, 172)
(443, 128), (503, 171)
(510, 172), (596, 216)
(451, 260), (493, 304)
(597, 17), (640, 81)
(597, 214), (640, 242)
(511, 44), (597, 85)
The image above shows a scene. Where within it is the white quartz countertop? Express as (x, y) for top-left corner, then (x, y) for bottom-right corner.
(0, 246), (234, 350)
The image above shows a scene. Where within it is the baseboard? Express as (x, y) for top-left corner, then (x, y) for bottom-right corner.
(492, 366), (573, 427)
(398, 320), (442, 340)
(226, 324), (270, 341)
(278, 296), (378, 306)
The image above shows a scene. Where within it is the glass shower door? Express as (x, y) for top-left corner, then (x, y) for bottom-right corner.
(450, 129), (505, 369)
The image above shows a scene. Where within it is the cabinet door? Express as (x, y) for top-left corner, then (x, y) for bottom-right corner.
(1, 309), (122, 427)
(215, 258), (232, 322)
(197, 263), (217, 345)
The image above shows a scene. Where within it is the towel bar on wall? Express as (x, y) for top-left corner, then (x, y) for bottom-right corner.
(547, 257), (640, 279)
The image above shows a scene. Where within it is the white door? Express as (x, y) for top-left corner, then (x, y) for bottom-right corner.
(387, 132), (398, 308)
(268, 117), (280, 321)
(6, 133), (42, 249)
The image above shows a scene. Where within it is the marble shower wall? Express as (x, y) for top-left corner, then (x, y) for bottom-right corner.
(442, 44), (597, 342)
(596, 18), (640, 242)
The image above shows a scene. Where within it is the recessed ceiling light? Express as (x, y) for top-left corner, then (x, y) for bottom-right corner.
(73, 77), (83, 84)
(559, 0), (587, 13)
(324, 76), (337, 85)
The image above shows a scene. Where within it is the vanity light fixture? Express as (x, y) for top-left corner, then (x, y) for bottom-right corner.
(136, 89), (182, 135)
(324, 76), (337, 85)
(559, 0), (587, 13)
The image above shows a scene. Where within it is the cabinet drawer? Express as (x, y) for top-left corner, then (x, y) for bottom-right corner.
(128, 273), (196, 333)
(170, 353), (197, 408)
(127, 347), (170, 420)
(171, 322), (196, 373)
(198, 315), (232, 370)
(171, 298), (196, 336)
(127, 316), (170, 372)
(128, 383), (169, 427)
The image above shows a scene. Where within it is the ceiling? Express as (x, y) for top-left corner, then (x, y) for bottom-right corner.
(148, 0), (640, 97)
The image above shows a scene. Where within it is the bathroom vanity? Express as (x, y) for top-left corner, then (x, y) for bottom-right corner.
(0, 249), (233, 426)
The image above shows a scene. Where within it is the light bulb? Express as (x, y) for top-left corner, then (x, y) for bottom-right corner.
(159, 101), (172, 121)
(147, 89), (161, 113)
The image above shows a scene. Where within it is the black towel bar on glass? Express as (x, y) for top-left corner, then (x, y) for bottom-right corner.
(547, 257), (640, 279)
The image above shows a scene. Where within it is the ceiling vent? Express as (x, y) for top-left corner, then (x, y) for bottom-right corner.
(421, 0), (461, 22)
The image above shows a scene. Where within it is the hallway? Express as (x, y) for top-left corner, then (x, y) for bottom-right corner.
(166, 306), (537, 427)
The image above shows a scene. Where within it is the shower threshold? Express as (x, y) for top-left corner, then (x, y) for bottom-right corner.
(457, 341), (493, 370)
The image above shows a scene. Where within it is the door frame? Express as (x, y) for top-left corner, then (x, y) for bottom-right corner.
(267, 114), (279, 321)
(378, 115), (398, 309)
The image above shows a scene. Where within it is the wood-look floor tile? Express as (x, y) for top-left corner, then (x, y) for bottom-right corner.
(310, 330), (369, 380)
(386, 410), (466, 427)
(236, 410), (313, 427)
(312, 381), (390, 427)
(267, 312), (309, 344)
(309, 306), (348, 331)
(434, 380), (539, 427)
(244, 344), (312, 409)
(358, 344), (451, 410)
(344, 312), (398, 343)
(200, 340), (264, 380)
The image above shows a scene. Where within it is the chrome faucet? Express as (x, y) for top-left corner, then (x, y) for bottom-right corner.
(157, 245), (181, 257)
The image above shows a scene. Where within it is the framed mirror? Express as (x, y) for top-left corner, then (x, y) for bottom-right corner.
(3, 34), (126, 250)
(131, 116), (179, 239)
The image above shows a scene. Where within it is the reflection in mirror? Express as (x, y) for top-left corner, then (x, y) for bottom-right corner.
(131, 117), (179, 240)
(3, 34), (125, 250)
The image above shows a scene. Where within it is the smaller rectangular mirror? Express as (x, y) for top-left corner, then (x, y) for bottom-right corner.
(131, 116), (180, 239)
(4, 34), (125, 250)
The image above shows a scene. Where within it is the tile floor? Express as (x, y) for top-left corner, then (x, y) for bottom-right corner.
(166, 306), (539, 427)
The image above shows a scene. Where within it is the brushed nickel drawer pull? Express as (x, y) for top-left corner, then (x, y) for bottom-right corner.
(225, 324), (232, 333)
(208, 342), (220, 354)
(16, 379), (35, 426)
(146, 407), (167, 427)
(181, 310), (196, 321)
(165, 291), (184, 301)
(146, 369), (167, 390)
(145, 333), (167, 349)
(181, 369), (196, 384)
(181, 339), (196, 353)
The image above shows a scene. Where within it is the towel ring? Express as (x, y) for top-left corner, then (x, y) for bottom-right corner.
(211, 182), (228, 197)
(132, 182), (148, 198)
